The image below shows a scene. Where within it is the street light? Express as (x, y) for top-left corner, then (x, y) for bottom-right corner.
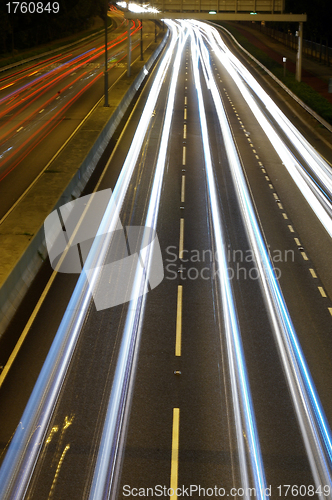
(104, 0), (109, 107)
(140, 0), (143, 60)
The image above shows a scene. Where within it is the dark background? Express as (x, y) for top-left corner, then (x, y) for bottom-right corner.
(285, 0), (332, 42)
(0, 1), (331, 58)
(0, 0), (108, 55)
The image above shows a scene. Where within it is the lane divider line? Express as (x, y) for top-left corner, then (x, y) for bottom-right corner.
(184, 108), (187, 120)
(170, 408), (180, 499)
(310, 268), (317, 278)
(181, 175), (185, 203)
(182, 146), (186, 166)
(220, 86), (332, 315)
(179, 218), (184, 259)
(0, 35), (173, 385)
(175, 286), (183, 357)
(183, 124), (186, 139)
(301, 251), (309, 261)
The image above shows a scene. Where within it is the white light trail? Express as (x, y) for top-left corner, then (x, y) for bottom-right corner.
(117, 1), (160, 13)
(191, 20), (332, 495)
(204, 24), (332, 238)
(187, 21), (268, 500)
(1, 18), (332, 500)
(0, 22), (178, 500)
(88, 22), (187, 500)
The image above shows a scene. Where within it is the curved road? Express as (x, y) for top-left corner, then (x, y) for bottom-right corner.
(0, 7), (157, 221)
(0, 19), (332, 500)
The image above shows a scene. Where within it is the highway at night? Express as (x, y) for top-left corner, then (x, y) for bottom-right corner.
(0, 17), (332, 500)
(0, 6), (156, 222)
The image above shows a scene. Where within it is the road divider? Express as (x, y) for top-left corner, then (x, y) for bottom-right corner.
(175, 285), (183, 357)
(170, 408), (180, 499)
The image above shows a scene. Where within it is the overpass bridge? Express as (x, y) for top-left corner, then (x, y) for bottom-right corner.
(123, 0), (307, 80)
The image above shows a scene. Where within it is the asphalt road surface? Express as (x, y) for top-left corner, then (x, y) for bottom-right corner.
(0, 7), (157, 221)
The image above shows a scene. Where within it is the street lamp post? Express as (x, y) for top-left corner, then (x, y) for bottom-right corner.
(140, 0), (143, 60)
(127, 14), (131, 77)
(104, 0), (109, 107)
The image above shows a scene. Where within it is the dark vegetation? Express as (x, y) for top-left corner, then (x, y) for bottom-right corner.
(0, 0), (109, 56)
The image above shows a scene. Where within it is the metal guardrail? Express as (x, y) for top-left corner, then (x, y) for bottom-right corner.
(214, 23), (332, 133)
(0, 29), (169, 338)
(260, 26), (331, 66)
(0, 25), (171, 500)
